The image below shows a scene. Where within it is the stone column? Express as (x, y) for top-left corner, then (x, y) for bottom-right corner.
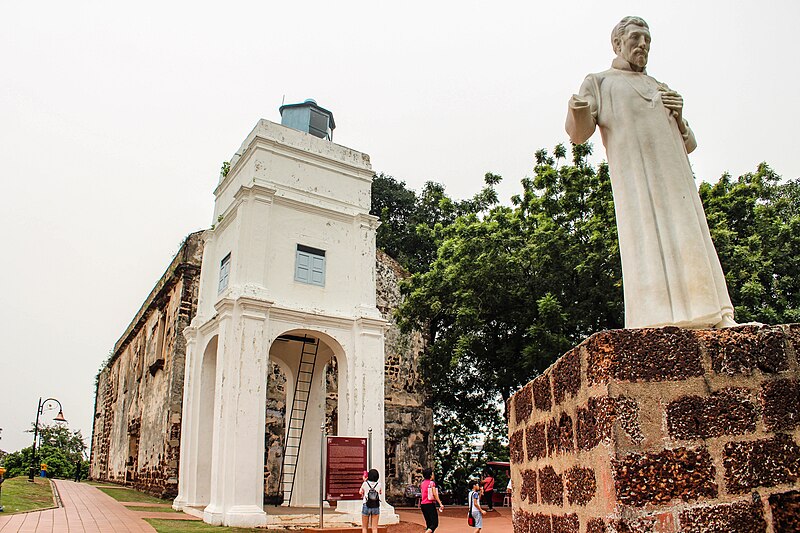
(173, 324), (200, 509)
(204, 297), (271, 527)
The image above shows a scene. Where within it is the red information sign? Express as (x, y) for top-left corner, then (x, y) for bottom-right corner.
(326, 436), (367, 501)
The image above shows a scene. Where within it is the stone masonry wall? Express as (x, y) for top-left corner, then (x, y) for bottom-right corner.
(508, 325), (800, 533)
(92, 240), (431, 504)
(376, 250), (434, 504)
(89, 232), (203, 498)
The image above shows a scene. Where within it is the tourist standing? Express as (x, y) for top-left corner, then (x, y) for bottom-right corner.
(469, 479), (486, 533)
(359, 468), (382, 533)
(482, 471), (495, 511)
(420, 467), (444, 533)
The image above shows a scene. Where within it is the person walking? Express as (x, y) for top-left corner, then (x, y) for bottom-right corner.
(359, 468), (382, 533)
(469, 479), (486, 533)
(482, 471), (495, 511)
(419, 467), (444, 533)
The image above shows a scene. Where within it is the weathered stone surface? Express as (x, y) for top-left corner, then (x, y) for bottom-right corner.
(546, 413), (574, 456)
(724, 434), (800, 493)
(678, 499), (766, 533)
(533, 374), (552, 412)
(526, 422), (547, 461)
(666, 388), (756, 440)
(90, 232), (204, 498)
(375, 250), (434, 502)
(769, 490), (800, 533)
(614, 396), (644, 444)
(552, 349), (580, 405)
(576, 396), (615, 451)
(611, 516), (655, 533)
(701, 326), (789, 375)
(264, 362), (287, 502)
(551, 513), (579, 533)
(586, 328), (703, 383)
(565, 466), (596, 506)
(510, 326), (800, 533)
(510, 429), (525, 464)
(520, 469), (538, 503)
(514, 510), (552, 533)
(539, 466), (563, 506)
(762, 378), (800, 431)
(612, 447), (717, 506)
(515, 384), (533, 425)
(586, 518), (606, 533)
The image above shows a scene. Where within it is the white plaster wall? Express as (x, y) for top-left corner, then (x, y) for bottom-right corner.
(176, 119), (394, 527)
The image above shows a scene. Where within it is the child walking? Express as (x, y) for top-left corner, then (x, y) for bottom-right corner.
(469, 479), (486, 533)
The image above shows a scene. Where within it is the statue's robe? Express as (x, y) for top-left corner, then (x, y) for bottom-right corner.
(566, 57), (733, 329)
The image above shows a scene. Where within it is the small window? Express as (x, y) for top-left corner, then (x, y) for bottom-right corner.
(295, 245), (325, 286)
(218, 253), (231, 293)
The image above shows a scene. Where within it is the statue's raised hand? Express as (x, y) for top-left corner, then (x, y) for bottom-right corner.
(659, 88), (686, 133)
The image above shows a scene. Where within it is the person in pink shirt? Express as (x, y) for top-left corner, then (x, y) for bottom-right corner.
(419, 467), (444, 533)
(481, 472), (495, 511)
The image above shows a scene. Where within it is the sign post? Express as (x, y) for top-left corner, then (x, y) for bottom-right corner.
(319, 424), (325, 529)
(325, 436), (367, 502)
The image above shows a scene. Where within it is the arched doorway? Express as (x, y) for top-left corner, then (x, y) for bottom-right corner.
(196, 335), (218, 505)
(267, 330), (346, 507)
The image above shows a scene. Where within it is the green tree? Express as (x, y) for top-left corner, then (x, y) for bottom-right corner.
(700, 164), (800, 323)
(395, 144), (622, 489)
(371, 173), (500, 273)
(2, 424), (88, 479)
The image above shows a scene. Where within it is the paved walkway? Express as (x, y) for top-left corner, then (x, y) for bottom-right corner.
(395, 506), (512, 533)
(0, 480), (157, 533)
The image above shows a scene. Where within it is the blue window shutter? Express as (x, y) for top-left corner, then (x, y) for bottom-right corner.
(218, 253), (231, 293)
(295, 251), (311, 283)
(310, 255), (325, 285)
(295, 246), (325, 286)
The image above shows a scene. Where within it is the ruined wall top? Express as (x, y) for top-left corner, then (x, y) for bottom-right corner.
(111, 231), (204, 360)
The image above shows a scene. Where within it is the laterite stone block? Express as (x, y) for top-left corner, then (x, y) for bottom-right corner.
(678, 499), (766, 533)
(612, 447), (717, 506)
(666, 388), (756, 440)
(762, 378), (800, 431)
(723, 434), (800, 493)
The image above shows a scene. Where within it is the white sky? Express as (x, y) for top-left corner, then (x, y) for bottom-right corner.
(1, 1), (798, 454)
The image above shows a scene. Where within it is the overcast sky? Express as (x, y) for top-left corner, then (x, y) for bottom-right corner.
(1, 1), (798, 454)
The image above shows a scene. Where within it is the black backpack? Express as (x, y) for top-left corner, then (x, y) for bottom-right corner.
(366, 481), (380, 508)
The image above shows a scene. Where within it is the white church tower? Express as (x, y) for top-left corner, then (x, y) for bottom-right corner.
(173, 101), (396, 527)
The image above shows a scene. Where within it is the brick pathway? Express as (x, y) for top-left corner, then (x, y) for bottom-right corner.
(0, 480), (156, 532)
(395, 506), (512, 533)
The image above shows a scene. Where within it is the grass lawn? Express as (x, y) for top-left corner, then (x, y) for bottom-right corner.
(97, 486), (171, 504)
(144, 519), (284, 533)
(0, 476), (55, 514)
(125, 505), (182, 513)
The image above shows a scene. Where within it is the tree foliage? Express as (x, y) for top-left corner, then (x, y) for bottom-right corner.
(700, 163), (800, 324)
(2, 424), (88, 479)
(372, 147), (799, 491)
(371, 172), (500, 273)
(396, 144), (622, 411)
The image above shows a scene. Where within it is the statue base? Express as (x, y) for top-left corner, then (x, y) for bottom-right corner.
(508, 325), (800, 532)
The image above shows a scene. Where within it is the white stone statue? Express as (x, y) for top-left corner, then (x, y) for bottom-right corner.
(566, 16), (736, 329)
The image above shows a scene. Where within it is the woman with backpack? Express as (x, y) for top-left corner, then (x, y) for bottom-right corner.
(419, 467), (444, 533)
(359, 468), (382, 533)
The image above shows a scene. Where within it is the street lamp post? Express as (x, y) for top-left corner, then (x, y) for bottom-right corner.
(28, 397), (67, 482)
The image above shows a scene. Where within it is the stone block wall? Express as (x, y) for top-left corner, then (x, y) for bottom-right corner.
(508, 325), (800, 533)
(90, 231), (203, 498)
(376, 250), (433, 503)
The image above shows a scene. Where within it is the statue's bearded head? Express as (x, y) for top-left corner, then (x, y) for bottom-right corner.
(612, 16), (651, 71)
